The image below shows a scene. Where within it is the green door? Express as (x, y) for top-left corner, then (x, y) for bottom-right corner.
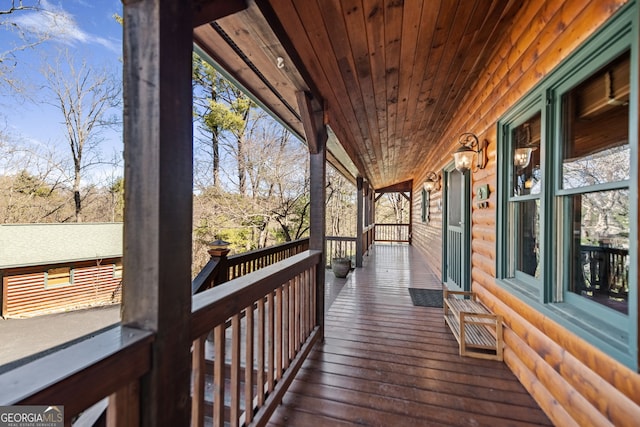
(443, 165), (471, 291)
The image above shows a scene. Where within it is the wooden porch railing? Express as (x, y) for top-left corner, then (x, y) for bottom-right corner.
(0, 326), (154, 426)
(363, 224), (375, 255)
(193, 238), (310, 294)
(190, 250), (322, 427)
(0, 251), (321, 427)
(374, 223), (410, 243)
(326, 236), (356, 266)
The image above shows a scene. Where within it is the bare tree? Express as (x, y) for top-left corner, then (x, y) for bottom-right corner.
(0, 1), (58, 91)
(41, 50), (121, 222)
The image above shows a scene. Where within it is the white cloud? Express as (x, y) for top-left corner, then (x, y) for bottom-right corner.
(10, 0), (119, 54)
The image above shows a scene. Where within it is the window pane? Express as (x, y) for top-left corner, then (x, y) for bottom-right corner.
(448, 170), (462, 226)
(566, 190), (629, 314)
(509, 199), (540, 278)
(512, 112), (542, 196)
(562, 51), (630, 189)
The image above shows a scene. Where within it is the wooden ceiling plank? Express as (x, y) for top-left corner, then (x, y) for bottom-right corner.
(421, 0), (591, 170)
(268, 0), (371, 177)
(398, 0), (456, 168)
(193, 26), (305, 137)
(379, 0), (407, 186)
(312, 0), (377, 169)
(417, 0), (499, 136)
(362, 0), (389, 182)
(409, 0), (475, 151)
(215, 14), (303, 114)
(389, 0), (434, 186)
(339, 0), (385, 181)
(427, 0), (520, 140)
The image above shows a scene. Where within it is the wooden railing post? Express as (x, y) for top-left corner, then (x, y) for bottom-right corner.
(356, 177), (364, 267)
(121, 0), (194, 425)
(208, 246), (230, 285)
(297, 91), (326, 339)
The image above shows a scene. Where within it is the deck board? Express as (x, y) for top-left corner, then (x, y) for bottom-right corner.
(268, 244), (552, 426)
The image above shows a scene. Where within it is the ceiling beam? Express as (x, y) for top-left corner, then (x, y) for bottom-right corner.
(297, 91), (327, 155)
(193, 0), (247, 27)
(375, 180), (413, 194)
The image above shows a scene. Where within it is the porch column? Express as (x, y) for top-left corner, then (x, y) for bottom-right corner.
(355, 177), (364, 267)
(296, 91), (327, 337)
(121, 1), (193, 425)
(408, 190), (413, 244)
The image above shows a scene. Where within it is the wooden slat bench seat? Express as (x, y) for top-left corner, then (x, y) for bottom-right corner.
(443, 289), (503, 361)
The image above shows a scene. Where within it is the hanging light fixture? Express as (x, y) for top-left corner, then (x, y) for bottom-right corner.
(423, 172), (440, 192)
(514, 147), (533, 168)
(453, 133), (487, 173)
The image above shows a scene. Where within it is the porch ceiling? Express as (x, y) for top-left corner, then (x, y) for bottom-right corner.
(194, 0), (521, 189)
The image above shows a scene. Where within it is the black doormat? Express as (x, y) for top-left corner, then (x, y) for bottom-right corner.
(408, 288), (443, 308)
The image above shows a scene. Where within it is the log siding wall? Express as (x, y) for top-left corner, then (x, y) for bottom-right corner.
(1, 258), (122, 318)
(412, 1), (639, 425)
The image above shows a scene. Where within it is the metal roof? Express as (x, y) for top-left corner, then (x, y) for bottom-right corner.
(0, 223), (123, 269)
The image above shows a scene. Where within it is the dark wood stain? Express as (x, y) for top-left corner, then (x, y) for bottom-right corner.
(268, 245), (552, 427)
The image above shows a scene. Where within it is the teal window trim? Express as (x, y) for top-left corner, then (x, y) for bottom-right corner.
(496, 2), (638, 369)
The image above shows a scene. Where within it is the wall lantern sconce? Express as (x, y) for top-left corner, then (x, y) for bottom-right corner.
(453, 133), (487, 173)
(423, 172), (440, 192)
(514, 147), (533, 169)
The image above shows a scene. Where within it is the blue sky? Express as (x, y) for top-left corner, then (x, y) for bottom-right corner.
(0, 0), (123, 182)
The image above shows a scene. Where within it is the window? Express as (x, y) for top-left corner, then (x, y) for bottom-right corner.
(497, 4), (636, 367)
(558, 50), (630, 315)
(45, 267), (72, 288)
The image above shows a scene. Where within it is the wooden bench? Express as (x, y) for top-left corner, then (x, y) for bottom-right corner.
(443, 289), (503, 361)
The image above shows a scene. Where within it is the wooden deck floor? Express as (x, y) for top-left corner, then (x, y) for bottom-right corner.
(267, 244), (552, 427)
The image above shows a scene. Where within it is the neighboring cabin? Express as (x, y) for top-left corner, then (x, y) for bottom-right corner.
(0, 223), (123, 318)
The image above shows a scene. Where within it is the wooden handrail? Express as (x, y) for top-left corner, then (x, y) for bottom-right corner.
(191, 250), (321, 340)
(192, 238), (310, 295)
(190, 249), (322, 427)
(0, 326), (154, 425)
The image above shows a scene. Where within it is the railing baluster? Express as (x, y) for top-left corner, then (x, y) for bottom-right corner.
(283, 280), (290, 370)
(245, 306), (254, 424)
(267, 291), (275, 393)
(230, 314), (241, 427)
(213, 325), (225, 427)
(294, 274), (300, 352)
(191, 336), (206, 427)
(257, 297), (265, 407)
(288, 278), (295, 361)
(276, 287), (283, 380)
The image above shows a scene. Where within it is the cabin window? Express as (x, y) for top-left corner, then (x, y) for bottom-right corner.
(113, 260), (123, 279)
(497, 4), (636, 367)
(558, 51), (630, 315)
(45, 267), (73, 288)
(506, 112), (542, 283)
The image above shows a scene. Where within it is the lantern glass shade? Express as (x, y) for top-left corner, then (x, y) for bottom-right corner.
(424, 179), (435, 192)
(454, 146), (475, 173)
(514, 147), (533, 168)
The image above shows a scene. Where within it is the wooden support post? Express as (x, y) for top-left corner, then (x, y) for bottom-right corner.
(408, 190), (413, 245)
(296, 91), (326, 338)
(121, 1), (193, 425)
(355, 177), (364, 267)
